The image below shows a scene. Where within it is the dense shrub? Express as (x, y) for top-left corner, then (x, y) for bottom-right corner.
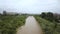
(0, 15), (26, 34)
(35, 16), (60, 34)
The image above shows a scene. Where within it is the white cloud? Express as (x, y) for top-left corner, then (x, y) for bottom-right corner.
(0, 0), (59, 14)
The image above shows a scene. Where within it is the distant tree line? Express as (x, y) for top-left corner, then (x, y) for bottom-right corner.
(40, 12), (60, 23)
(40, 12), (60, 34)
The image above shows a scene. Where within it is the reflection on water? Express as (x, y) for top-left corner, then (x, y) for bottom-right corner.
(17, 16), (43, 34)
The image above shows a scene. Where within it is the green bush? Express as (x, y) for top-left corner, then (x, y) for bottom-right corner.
(0, 15), (26, 34)
(34, 16), (60, 34)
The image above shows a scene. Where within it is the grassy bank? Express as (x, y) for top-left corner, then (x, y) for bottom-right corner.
(34, 16), (60, 34)
(0, 15), (26, 34)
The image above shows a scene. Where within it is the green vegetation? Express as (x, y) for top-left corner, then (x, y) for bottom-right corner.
(40, 12), (60, 23)
(0, 15), (26, 34)
(35, 16), (60, 34)
(0, 11), (60, 34)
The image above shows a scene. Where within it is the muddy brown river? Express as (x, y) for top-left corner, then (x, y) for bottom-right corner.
(17, 16), (43, 34)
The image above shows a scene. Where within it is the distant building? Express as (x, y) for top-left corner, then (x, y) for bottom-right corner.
(5, 12), (19, 15)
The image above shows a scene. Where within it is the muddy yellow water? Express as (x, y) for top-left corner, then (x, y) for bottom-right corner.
(17, 16), (43, 34)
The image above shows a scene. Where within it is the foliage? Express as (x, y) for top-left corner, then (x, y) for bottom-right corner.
(40, 12), (47, 18)
(0, 15), (26, 34)
(34, 16), (60, 34)
(40, 12), (60, 23)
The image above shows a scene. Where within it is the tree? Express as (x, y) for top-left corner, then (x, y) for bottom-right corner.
(47, 12), (54, 21)
(41, 12), (46, 18)
(47, 12), (53, 17)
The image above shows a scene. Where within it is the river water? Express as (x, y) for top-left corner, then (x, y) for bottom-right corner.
(17, 16), (43, 34)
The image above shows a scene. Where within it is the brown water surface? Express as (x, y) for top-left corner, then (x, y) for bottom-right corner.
(17, 16), (43, 34)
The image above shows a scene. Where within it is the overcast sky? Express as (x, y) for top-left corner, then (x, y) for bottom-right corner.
(0, 0), (60, 14)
